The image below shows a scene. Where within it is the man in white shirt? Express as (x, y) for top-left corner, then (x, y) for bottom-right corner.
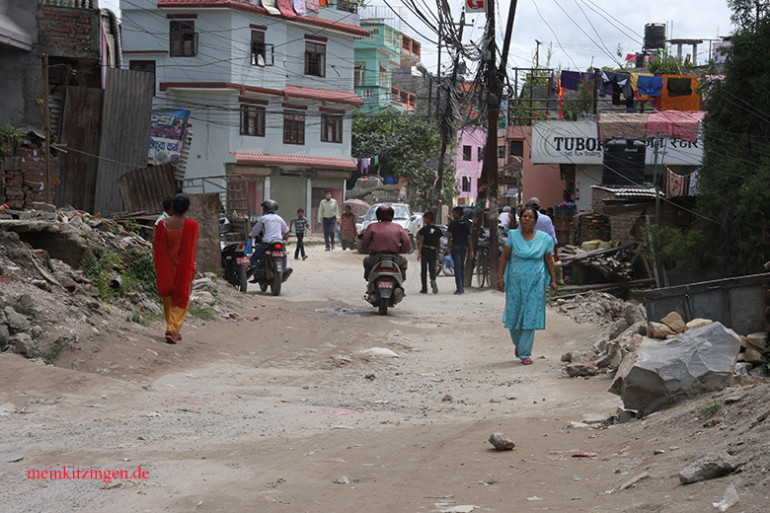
(521, 197), (559, 261)
(318, 190), (340, 251)
(249, 199), (290, 281)
(499, 205), (514, 233)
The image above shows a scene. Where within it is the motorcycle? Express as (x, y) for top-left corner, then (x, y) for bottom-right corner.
(247, 239), (291, 296)
(365, 253), (405, 315)
(221, 240), (249, 292)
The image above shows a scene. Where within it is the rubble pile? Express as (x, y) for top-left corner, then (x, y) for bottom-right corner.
(553, 291), (645, 327)
(0, 205), (239, 359)
(560, 244), (636, 282)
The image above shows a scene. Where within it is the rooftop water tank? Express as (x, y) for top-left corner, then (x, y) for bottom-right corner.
(644, 23), (666, 50)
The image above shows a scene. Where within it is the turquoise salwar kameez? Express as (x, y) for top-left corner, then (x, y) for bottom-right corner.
(502, 229), (554, 359)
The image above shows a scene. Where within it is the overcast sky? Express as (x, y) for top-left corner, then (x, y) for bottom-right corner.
(369, 0), (739, 76)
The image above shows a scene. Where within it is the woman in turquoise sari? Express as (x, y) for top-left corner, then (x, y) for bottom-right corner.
(496, 207), (558, 365)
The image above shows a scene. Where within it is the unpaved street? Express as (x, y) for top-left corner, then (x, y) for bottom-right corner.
(1, 248), (765, 512)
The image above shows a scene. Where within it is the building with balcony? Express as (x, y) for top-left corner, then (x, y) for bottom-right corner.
(121, 0), (369, 222)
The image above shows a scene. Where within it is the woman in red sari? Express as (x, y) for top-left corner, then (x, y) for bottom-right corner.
(153, 193), (199, 344)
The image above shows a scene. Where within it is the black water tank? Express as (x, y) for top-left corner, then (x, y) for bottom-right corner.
(602, 139), (646, 186)
(644, 23), (666, 50)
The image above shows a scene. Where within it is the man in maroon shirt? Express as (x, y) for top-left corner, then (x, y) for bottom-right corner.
(362, 205), (412, 280)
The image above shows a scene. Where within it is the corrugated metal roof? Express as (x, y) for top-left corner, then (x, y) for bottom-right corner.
(592, 185), (664, 198)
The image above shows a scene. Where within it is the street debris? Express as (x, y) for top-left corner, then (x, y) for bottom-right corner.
(488, 432), (515, 450)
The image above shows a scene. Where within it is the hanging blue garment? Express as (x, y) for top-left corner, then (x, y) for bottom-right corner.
(637, 75), (664, 96)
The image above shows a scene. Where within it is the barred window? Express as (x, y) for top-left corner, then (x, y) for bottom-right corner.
(283, 111), (305, 145)
(240, 105), (265, 137)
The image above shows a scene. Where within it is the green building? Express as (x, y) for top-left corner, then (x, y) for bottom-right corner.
(354, 12), (420, 114)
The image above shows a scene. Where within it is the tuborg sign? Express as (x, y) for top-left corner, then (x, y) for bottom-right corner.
(531, 120), (703, 166)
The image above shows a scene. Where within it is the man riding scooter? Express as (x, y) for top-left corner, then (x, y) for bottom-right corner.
(362, 204), (412, 280)
(248, 199), (293, 283)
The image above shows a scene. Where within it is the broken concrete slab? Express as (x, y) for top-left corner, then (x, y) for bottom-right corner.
(609, 323), (740, 415)
(679, 452), (739, 484)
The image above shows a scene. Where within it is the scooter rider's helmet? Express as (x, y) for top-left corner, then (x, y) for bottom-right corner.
(375, 204), (394, 222)
(261, 199), (279, 214)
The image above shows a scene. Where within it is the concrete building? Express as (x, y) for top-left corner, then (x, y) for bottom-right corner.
(121, 0), (369, 225)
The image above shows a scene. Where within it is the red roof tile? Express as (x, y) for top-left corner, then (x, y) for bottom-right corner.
(156, 1), (369, 37)
(231, 152), (357, 170)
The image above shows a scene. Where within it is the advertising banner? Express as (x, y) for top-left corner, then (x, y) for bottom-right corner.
(148, 110), (189, 166)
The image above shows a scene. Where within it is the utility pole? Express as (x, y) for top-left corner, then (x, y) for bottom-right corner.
(43, 53), (52, 204)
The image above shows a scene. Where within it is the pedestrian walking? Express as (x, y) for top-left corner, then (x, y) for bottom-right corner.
(339, 205), (358, 250)
(289, 208), (309, 260)
(496, 206), (558, 365)
(318, 190), (339, 251)
(417, 211), (441, 294)
(446, 206), (474, 295)
(153, 193), (199, 344)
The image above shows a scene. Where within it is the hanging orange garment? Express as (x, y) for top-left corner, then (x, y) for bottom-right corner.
(154, 219), (199, 308)
(659, 75), (702, 111)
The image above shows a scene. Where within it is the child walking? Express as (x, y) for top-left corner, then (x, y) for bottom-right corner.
(290, 208), (309, 260)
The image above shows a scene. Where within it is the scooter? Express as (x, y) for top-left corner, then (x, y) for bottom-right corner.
(221, 240), (249, 292)
(365, 253), (405, 315)
(248, 240), (291, 296)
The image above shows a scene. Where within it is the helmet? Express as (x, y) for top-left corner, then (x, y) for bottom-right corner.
(261, 199), (279, 214)
(375, 204), (394, 221)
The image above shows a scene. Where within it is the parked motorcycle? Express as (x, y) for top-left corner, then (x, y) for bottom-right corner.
(221, 240), (249, 292)
(365, 253), (405, 315)
(247, 240), (291, 296)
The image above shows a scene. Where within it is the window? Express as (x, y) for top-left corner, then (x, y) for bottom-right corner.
(461, 176), (471, 192)
(362, 89), (373, 98)
(462, 145), (472, 161)
(354, 62), (365, 87)
(170, 20), (196, 57)
(283, 111), (305, 144)
(379, 64), (388, 88)
(498, 145), (506, 159)
(129, 60), (156, 94)
(305, 42), (325, 77)
(510, 140), (524, 157)
(251, 31), (274, 66)
(477, 146), (484, 161)
(321, 113), (343, 143)
(240, 105), (265, 136)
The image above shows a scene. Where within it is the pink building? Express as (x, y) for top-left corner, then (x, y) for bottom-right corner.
(455, 127), (486, 204)
(507, 125), (563, 212)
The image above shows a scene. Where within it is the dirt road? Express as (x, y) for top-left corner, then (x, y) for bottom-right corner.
(1, 248), (764, 512)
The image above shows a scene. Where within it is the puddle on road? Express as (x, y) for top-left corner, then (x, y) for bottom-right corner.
(314, 307), (364, 317)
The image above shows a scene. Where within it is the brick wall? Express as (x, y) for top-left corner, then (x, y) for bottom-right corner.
(1, 146), (60, 209)
(40, 7), (98, 58)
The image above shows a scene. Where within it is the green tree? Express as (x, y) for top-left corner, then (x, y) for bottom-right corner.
(696, 16), (770, 275)
(352, 111), (452, 208)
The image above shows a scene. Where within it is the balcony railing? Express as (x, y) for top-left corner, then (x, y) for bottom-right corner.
(42, 0), (94, 7)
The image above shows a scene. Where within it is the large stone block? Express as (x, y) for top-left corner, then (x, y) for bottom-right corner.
(660, 311), (686, 333)
(609, 323), (740, 415)
(647, 321), (676, 339)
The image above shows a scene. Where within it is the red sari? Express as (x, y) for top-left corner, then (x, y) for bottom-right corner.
(153, 218), (199, 308)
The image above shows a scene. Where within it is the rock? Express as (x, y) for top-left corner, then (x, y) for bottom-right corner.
(566, 362), (598, 377)
(59, 277), (78, 293)
(615, 408), (637, 423)
(618, 471), (650, 491)
(4, 306), (30, 334)
(741, 348), (765, 364)
(357, 347), (399, 358)
(488, 432), (515, 450)
(678, 452), (739, 484)
(193, 291), (217, 307)
(561, 352), (572, 363)
(11, 333), (37, 354)
(565, 421), (592, 429)
(567, 350), (597, 364)
(0, 402), (15, 415)
(192, 277), (217, 293)
(581, 413), (607, 424)
(745, 332), (768, 352)
(660, 311), (686, 333)
(609, 323), (740, 415)
(0, 324), (9, 350)
(14, 294), (41, 317)
(332, 476), (350, 484)
(141, 300), (162, 316)
(685, 318), (713, 331)
(624, 304), (646, 325)
(608, 319), (630, 340)
(30, 201), (57, 212)
(647, 321), (676, 339)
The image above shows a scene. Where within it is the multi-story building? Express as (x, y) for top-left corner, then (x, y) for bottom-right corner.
(121, 0), (369, 222)
(354, 7), (420, 114)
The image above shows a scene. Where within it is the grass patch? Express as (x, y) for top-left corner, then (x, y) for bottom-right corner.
(130, 311), (158, 326)
(701, 401), (723, 419)
(189, 304), (217, 320)
(28, 341), (64, 364)
(82, 250), (159, 303)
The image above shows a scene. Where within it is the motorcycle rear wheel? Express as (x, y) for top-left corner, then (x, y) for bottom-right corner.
(378, 300), (388, 315)
(236, 267), (248, 293)
(270, 272), (282, 296)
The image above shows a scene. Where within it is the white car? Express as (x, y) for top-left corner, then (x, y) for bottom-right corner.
(357, 203), (419, 253)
